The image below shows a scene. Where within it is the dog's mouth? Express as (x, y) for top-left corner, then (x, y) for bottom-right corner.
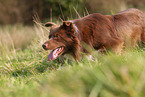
(48, 47), (64, 61)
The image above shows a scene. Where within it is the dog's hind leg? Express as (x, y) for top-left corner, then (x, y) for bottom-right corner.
(106, 38), (124, 55)
(112, 41), (124, 55)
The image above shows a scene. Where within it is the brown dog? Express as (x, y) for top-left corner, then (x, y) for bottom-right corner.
(42, 8), (145, 61)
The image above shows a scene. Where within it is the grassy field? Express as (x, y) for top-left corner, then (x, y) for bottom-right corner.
(0, 24), (145, 97)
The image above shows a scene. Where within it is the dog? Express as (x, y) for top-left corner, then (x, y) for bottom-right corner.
(42, 8), (145, 61)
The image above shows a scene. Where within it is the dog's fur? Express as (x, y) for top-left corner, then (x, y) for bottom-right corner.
(42, 8), (145, 61)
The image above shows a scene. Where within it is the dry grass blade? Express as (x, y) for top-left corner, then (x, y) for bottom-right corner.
(50, 8), (52, 22)
(33, 13), (49, 32)
(85, 8), (89, 15)
(5, 31), (16, 55)
(59, 16), (64, 22)
(73, 7), (81, 18)
(59, 3), (65, 21)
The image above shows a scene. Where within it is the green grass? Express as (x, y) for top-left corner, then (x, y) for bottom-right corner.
(0, 25), (145, 97)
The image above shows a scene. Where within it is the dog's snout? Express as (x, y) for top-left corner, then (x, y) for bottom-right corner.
(42, 44), (47, 49)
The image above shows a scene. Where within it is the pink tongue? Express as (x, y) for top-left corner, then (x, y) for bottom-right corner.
(48, 51), (54, 61)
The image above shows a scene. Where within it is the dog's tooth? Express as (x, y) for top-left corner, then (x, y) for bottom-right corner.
(55, 49), (57, 53)
(52, 47), (63, 59)
(57, 48), (59, 51)
(53, 49), (57, 56)
(58, 48), (60, 52)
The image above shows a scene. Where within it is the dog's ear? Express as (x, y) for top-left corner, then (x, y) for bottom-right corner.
(44, 22), (57, 28)
(62, 21), (74, 31)
(63, 21), (72, 27)
(62, 21), (78, 37)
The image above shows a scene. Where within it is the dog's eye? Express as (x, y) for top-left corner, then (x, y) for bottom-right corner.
(49, 35), (52, 39)
(54, 35), (60, 39)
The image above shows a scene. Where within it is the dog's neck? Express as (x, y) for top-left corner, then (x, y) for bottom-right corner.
(73, 23), (79, 34)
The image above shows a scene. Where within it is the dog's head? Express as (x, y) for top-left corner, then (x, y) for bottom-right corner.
(42, 21), (79, 61)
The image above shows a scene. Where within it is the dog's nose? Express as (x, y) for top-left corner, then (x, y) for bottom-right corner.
(42, 44), (47, 49)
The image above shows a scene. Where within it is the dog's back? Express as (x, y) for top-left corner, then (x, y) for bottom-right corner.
(72, 8), (145, 51)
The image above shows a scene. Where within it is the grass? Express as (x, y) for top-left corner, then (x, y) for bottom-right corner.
(0, 24), (145, 97)
(0, 25), (38, 56)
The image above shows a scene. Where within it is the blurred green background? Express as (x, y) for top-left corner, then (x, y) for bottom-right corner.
(0, 0), (145, 25)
